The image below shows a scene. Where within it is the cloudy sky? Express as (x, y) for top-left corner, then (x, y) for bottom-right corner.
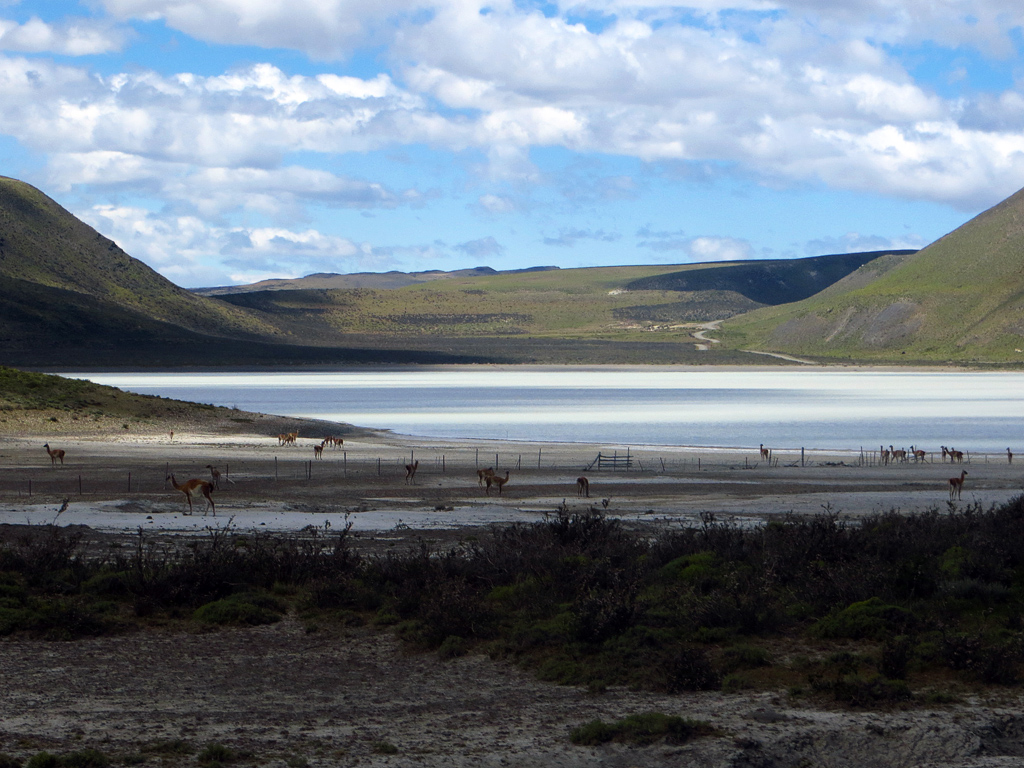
(2, 1), (1023, 287)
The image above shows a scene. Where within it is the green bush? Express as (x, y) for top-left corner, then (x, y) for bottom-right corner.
(192, 593), (283, 626)
(811, 597), (917, 641)
(0, 754), (23, 768)
(26, 754), (58, 768)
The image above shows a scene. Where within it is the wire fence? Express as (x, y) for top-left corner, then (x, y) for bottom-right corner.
(0, 443), (1012, 500)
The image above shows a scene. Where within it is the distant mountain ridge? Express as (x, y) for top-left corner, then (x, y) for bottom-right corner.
(625, 251), (914, 306)
(194, 265), (561, 295)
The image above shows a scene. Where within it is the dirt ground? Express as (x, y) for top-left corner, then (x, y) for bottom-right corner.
(2, 413), (1024, 767)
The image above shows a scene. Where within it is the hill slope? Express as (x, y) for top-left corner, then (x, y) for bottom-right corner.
(721, 189), (1024, 363)
(0, 176), (277, 340)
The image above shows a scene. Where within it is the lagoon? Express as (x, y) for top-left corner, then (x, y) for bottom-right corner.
(65, 367), (1024, 454)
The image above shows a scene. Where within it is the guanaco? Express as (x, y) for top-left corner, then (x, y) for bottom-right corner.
(405, 460), (419, 484)
(759, 444), (770, 461)
(948, 470), (968, 501)
(486, 471), (510, 496)
(43, 443), (65, 466)
(476, 467), (495, 485)
(314, 442), (324, 459)
(166, 474), (215, 516)
(576, 476), (590, 497)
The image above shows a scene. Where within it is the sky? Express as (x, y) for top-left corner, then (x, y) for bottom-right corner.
(2, 2), (1024, 288)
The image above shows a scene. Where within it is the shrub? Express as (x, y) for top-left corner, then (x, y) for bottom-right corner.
(196, 744), (234, 765)
(879, 635), (913, 680)
(192, 593), (283, 626)
(59, 750), (108, 768)
(570, 713), (716, 746)
(661, 647), (721, 692)
(371, 743), (398, 755)
(0, 754), (22, 768)
(26, 754), (58, 768)
(811, 597), (917, 641)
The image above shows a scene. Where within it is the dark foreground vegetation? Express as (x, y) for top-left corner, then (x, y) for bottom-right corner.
(5, 498), (1024, 710)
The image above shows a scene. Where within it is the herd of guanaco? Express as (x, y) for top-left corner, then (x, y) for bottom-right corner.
(38, 434), (1011, 518)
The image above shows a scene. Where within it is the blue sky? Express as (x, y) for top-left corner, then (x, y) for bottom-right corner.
(1, 1), (1023, 287)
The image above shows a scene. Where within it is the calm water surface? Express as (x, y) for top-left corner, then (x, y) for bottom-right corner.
(65, 368), (1024, 453)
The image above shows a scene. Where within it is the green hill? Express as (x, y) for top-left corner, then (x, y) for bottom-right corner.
(0, 176), (281, 340)
(0, 175), (953, 366)
(721, 189), (1024, 364)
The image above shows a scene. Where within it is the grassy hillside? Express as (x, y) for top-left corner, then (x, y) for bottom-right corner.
(0, 176), (277, 340)
(721, 190), (1024, 364)
(626, 251), (912, 305)
(218, 264), (766, 342)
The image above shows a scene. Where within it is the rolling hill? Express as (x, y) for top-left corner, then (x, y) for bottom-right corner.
(720, 187), (1024, 364)
(2, 173), (991, 366)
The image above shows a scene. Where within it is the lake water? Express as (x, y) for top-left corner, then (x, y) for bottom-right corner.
(65, 368), (1024, 454)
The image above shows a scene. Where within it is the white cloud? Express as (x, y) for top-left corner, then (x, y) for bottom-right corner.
(0, 17), (126, 55)
(638, 233), (756, 262)
(81, 204), (401, 286)
(100, 0), (426, 59)
(3, 0), (1024, 219)
(804, 232), (927, 255)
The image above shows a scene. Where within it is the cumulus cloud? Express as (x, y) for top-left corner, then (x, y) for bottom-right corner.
(638, 233), (756, 262)
(99, 0), (425, 60)
(0, 17), (126, 55)
(81, 204), (401, 285)
(455, 236), (505, 258)
(543, 228), (621, 247)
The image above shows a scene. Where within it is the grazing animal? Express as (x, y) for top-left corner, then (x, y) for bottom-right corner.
(314, 442), (324, 459)
(948, 470), (968, 501)
(205, 464), (234, 487)
(910, 446), (927, 463)
(166, 474), (215, 516)
(405, 459), (419, 484)
(759, 444), (770, 461)
(880, 445), (890, 466)
(43, 443), (65, 466)
(576, 476), (590, 497)
(950, 448), (964, 464)
(1008, 448), (1013, 464)
(890, 445), (907, 463)
(941, 445), (949, 462)
(477, 467), (495, 485)
(486, 471), (510, 496)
